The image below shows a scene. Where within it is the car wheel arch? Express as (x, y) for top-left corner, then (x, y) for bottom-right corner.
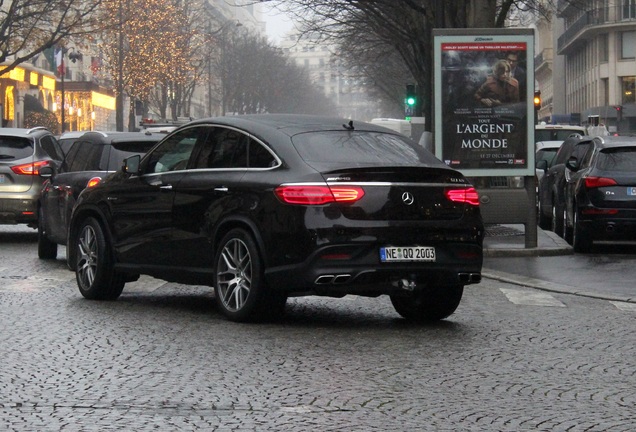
(68, 206), (114, 267)
(211, 216), (269, 268)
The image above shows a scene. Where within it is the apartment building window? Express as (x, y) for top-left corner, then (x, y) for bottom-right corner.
(599, 34), (609, 62)
(622, 0), (636, 19)
(620, 31), (636, 59)
(602, 78), (609, 106)
(621, 76), (636, 104)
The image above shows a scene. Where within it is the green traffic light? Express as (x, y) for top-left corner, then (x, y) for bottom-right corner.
(406, 96), (416, 106)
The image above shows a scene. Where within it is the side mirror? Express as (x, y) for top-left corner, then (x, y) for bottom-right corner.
(123, 154), (141, 175)
(565, 156), (580, 172)
(536, 159), (548, 171)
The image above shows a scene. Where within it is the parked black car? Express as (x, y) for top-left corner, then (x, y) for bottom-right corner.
(38, 131), (162, 259)
(67, 115), (484, 323)
(537, 134), (593, 235)
(562, 135), (636, 252)
(0, 127), (64, 228)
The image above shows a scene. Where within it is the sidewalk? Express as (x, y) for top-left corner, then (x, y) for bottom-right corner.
(483, 224), (572, 257)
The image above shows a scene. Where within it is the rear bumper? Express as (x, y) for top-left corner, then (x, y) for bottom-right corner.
(579, 217), (636, 241)
(0, 197), (38, 224)
(264, 241), (483, 297)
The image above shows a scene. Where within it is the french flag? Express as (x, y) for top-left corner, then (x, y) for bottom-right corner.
(55, 48), (65, 77)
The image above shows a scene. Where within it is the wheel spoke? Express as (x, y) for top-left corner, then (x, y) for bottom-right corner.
(217, 238), (252, 312)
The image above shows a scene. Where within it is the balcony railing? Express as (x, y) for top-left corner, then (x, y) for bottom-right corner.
(557, 6), (636, 53)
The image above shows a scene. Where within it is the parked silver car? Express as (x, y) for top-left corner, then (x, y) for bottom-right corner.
(0, 127), (64, 227)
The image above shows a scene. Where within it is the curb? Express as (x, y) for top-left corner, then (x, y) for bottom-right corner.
(482, 269), (636, 303)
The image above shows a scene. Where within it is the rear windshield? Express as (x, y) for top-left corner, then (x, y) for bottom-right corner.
(535, 129), (583, 143)
(291, 131), (441, 166)
(596, 147), (636, 171)
(0, 137), (34, 160)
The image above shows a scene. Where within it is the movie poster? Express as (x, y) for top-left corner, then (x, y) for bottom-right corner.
(434, 29), (534, 177)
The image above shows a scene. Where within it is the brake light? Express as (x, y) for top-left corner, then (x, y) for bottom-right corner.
(585, 177), (617, 188)
(445, 187), (480, 206)
(11, 160), (50, 175)
(86, 177), (102, 188)
(274, 185), (365, 205)
(581, 208), (619, 215)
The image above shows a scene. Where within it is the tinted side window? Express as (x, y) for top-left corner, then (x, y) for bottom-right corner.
(146, 127), (201, 173)
(249, 139), (277, 168)
(195, 127), (248, 169)
(570, 142), (591, 162)
(66, 141), (104, 172)
(40, 136), (65, 161)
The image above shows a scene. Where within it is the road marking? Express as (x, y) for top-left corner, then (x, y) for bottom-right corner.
(499, 288), (566, 307)
(609, 301), (636, 312)
(124, 276), (168, 293)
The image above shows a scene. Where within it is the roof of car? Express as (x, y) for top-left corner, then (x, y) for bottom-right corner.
(536, 140), (565, 150)
(594, 135), (636, 149)
(74, 131), (163, 144)
(535, 124), (586, 131)
(0, 127), (53, 137)
(187, 114), (402, 137)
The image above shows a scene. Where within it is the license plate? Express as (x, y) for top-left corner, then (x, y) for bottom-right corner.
(628, 187), (636, 196)
(380, 246), (436, 262)
(0, 174), (4, 184)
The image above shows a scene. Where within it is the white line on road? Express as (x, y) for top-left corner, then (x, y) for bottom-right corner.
(499, 288), (566, 307)
(609, 301), (636, 312)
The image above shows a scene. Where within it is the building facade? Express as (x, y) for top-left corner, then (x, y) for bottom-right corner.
(555, 0), (636, 133)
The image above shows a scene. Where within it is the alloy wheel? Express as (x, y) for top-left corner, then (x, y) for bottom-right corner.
(216, 238), (252, 312)
(77, 224), (98, 288)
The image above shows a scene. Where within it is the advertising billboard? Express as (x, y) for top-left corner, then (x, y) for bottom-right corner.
(433, 29), (534, 177)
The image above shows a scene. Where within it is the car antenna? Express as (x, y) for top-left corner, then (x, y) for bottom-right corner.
(342, 120), (354, 130)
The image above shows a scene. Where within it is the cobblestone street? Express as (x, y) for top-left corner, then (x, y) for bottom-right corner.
(1, 227), (635, 431)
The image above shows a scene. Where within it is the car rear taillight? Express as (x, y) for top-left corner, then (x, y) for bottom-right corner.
(11, 160), (50, 175)
(86, 177), (102, 188)
(445, 187), (480, 206)
(274, 185), (365, 205)
(585, 177), (617, 188)
(581, 208), (619, 215)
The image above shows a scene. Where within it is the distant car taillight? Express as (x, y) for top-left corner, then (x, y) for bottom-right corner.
(585, 177), (618, 188)
(11, 160), (50, 175)
(274, 185), (365, 205)
(86, 177), (102, 188)
(445, 187), (480, 206)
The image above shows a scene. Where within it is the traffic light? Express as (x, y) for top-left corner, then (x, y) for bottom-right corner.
(405, 84), (417, 118)
(533, 90), (541, 109)
(533, 90), (541, 124)
(614, 105), (623, 122)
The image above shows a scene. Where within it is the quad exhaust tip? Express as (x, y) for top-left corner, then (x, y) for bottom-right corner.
(314, 274), (351, 285)
(458, 273), (481, 284)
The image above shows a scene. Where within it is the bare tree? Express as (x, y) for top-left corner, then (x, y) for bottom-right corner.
(218, 29), (336, 115)
(265, 0), (556, 128)
(0, 0), (104, 75)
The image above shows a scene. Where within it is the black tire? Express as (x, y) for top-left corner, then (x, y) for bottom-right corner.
(537, 195), (551, 230)
(563, 206), (573, 244)
(75, 217), (125, 300)
(572, 209), (592, 253)
(37, 210), (57, 259)
(551, 200), (565, 238)
(213, 228), (284, 322)
(390, 285), (464, 323)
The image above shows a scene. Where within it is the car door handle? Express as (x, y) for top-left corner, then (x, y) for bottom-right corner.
(159, 185), (173, 191)
(214, 187), (229, 192)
